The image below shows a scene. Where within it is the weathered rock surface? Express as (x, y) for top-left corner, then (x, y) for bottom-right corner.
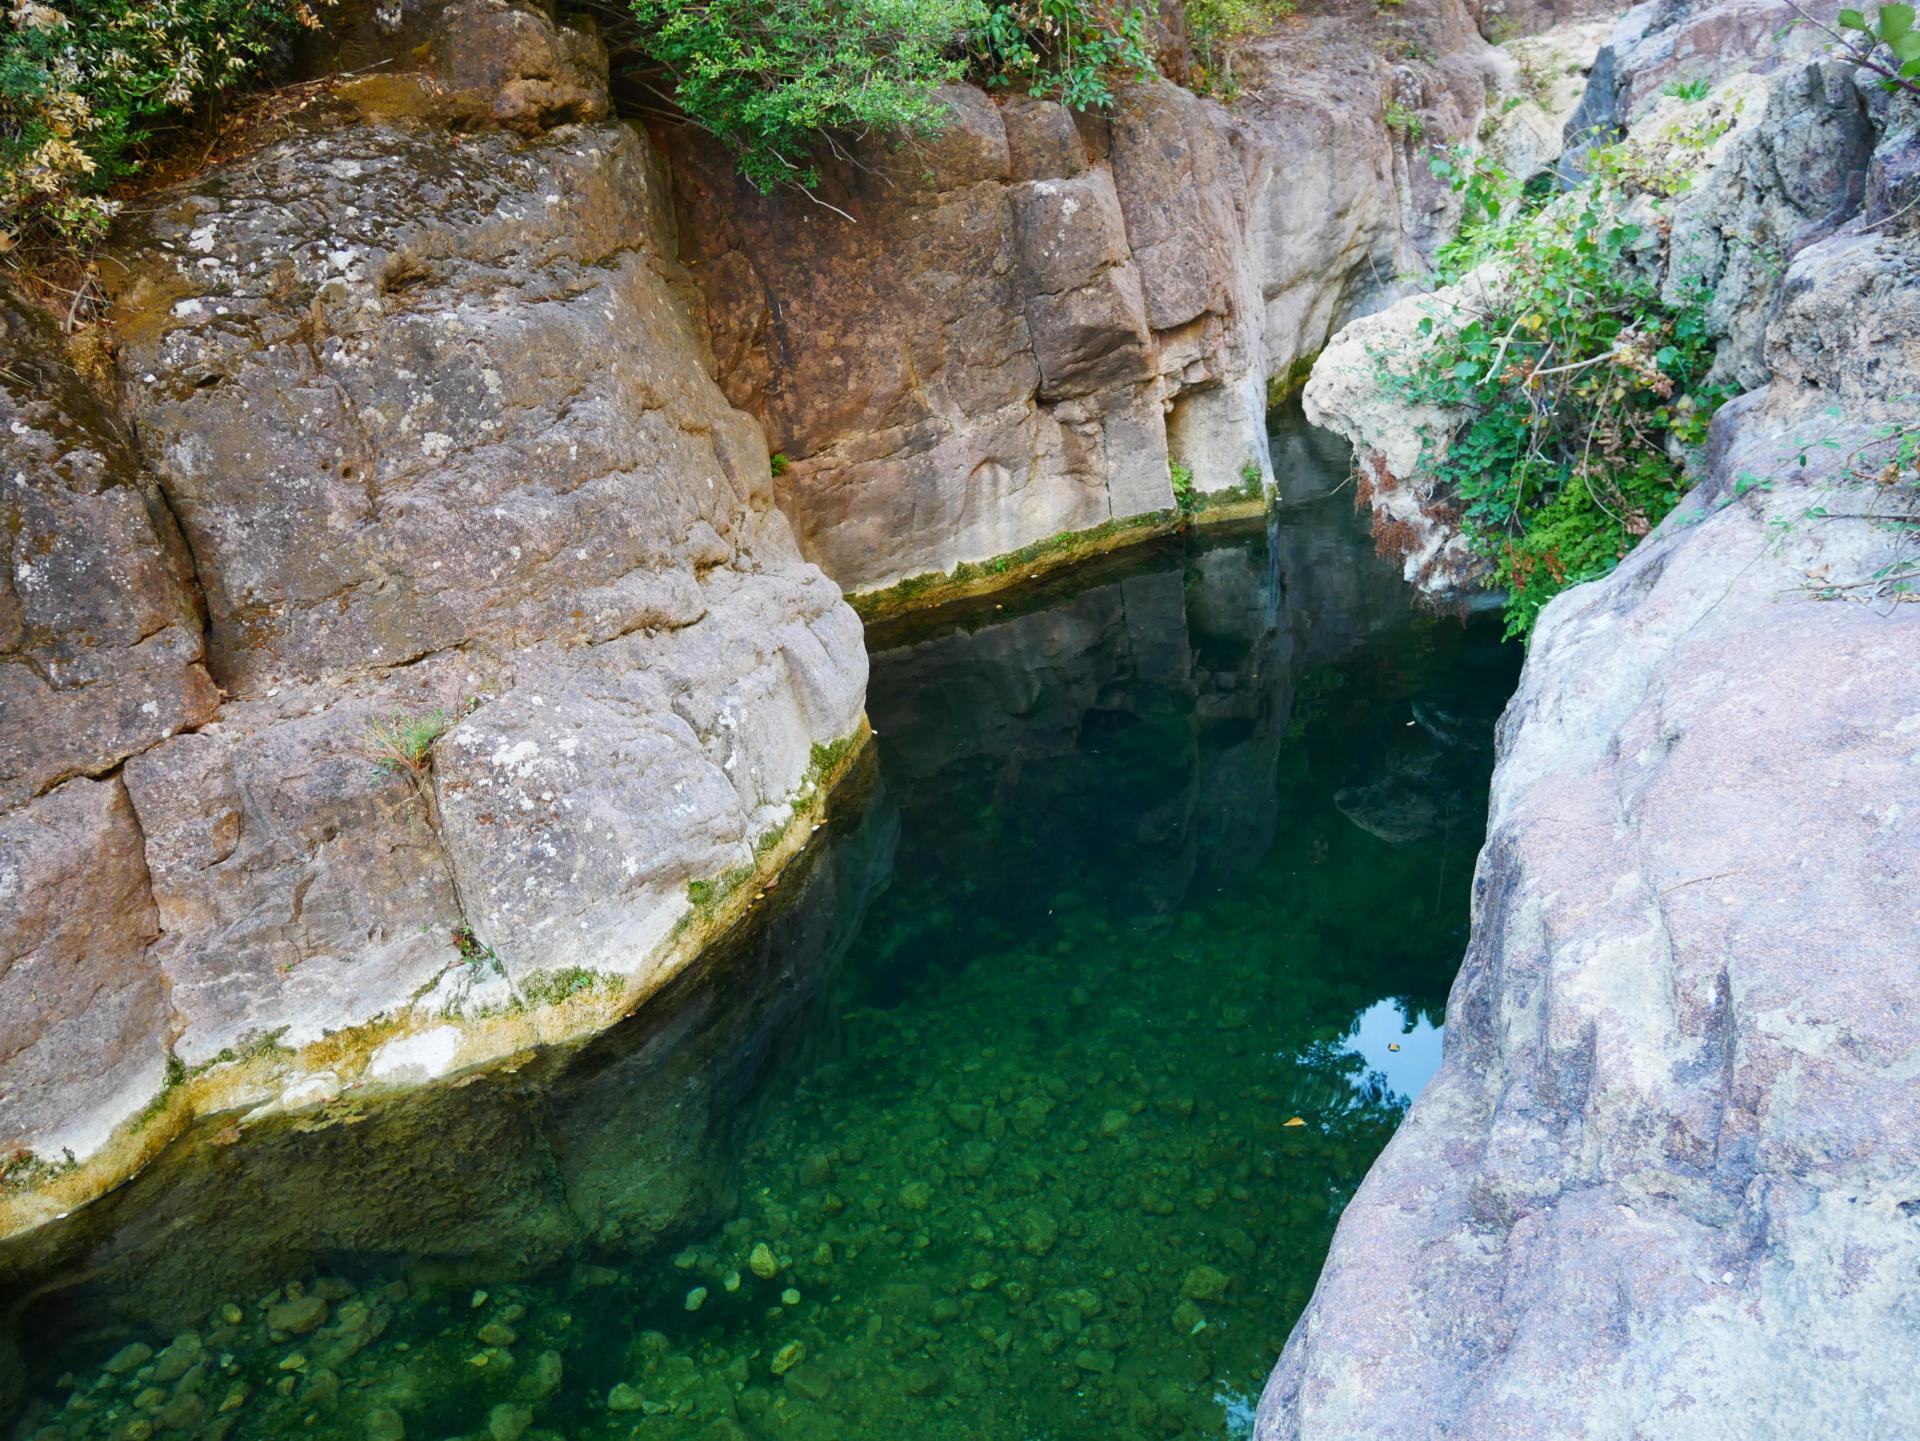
(0, 293), (218, 810)
(0, 293), (218, 1169)
(0, 779), (170, 1168)
(1262, 90), (1920, 1441)
(0, 1), (864, 1221)
(662, 0), (1608, 594)
(1305, 17), (1884, 597)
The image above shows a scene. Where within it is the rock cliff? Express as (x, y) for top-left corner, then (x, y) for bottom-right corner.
(1, 0), (866, 1237)
(663, 0), (1612, 600)
(1263, 8), (1920, 1435)
(1, 0), (1611, 1235)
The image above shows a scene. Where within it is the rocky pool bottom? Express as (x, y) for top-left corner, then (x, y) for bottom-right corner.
(3, 489), (1521, 1441)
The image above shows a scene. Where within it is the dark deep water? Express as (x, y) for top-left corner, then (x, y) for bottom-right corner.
(2, 421), (1522, 1441)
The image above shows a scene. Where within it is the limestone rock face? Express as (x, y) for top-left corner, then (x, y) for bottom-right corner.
(1260, 120), (1920, 1441)
(96, 98), (866, 1058)
(0, 1), (864, 1208)
(662, 1), (1601, 594)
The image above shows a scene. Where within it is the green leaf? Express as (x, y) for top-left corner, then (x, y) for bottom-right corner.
(1837, 6), (1868, 27)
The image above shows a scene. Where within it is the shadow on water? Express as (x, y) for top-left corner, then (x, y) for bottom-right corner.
(1, 411), (1522, 1441)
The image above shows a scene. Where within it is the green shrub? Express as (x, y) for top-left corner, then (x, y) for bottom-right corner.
(970, 0), (1154, 112)
(629, 0), (982, 192)
(1385, 151), (1731, 637)
(629, 0), (1154, 194)
(1, 0), (326, 250)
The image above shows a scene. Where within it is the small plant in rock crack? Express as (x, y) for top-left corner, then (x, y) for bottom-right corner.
(769, 451), (790, 477)
(1170, 460), (1198, 518)
(362, 708), (452, 782)
(1384, 101), (1425, 142)
(452, 925), (505, 973)
(1661, 76), (1714, 102)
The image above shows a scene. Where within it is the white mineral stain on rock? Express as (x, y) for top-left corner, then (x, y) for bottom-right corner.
(368, 1027), (463, 1083)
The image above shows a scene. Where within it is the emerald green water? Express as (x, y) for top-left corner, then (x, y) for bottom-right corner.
(3, 486), (1519, 1441)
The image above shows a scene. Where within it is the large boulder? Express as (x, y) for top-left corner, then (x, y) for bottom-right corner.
(1260, 123), (1920, 1441)
(0, 0), (866, 1228)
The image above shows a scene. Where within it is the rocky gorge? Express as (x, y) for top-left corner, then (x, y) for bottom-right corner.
(2, 0), (1917, 1435)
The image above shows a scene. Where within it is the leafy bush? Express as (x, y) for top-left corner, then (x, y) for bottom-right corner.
(1385, 147), (1731, 636)
(1, 0), (326, 249)
(629, 0), (983, 191)
(971, 0), (1155, 112)
(629, 0), (1154, 193)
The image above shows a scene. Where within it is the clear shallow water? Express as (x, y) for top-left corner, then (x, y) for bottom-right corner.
(2, 482), (1520, 1441)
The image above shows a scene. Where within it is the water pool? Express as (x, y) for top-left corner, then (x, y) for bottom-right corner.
(1, 490), (1519, 1441)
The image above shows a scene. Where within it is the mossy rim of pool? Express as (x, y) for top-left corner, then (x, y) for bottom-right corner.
(1, 495), (1522, 1441)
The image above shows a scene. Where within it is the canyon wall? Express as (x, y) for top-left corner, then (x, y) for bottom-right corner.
(1263, 5), (1920, 1434)
(1, 0), (867, 1238)
(1, 0), (1610, 1235)
(663, 0), (1610, 596)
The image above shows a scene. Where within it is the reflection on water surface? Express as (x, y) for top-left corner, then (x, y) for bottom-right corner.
(2, 455), (1520, 1441)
